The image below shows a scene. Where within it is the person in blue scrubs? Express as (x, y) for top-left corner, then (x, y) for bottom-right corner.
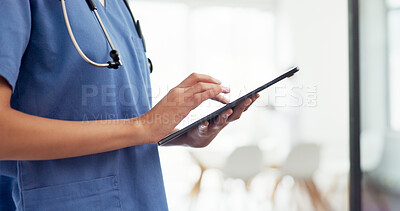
(0, 1), (258, 210)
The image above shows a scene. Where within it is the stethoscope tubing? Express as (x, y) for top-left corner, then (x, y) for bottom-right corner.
(61, 0), (118, 68)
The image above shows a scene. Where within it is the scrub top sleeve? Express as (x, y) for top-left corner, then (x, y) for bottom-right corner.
(0, 1), (32, 91)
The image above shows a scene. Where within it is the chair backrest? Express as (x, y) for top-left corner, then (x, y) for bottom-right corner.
(281, 143), (320, 179)
(223, 145), (264, 182)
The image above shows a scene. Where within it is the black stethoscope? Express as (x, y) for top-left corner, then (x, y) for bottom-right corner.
(60, 0), (153, 72)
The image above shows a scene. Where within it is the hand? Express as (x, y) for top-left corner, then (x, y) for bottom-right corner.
(141, 73), (230, 144)
(181, 94), (260, 148)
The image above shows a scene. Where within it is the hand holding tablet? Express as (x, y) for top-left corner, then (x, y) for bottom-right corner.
(158, 67), (299, 146)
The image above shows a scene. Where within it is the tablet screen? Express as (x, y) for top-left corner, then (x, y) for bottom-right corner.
(158, 67), (299, 145)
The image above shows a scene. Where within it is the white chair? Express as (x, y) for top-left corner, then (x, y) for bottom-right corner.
(189, 151), (227, 197)
(189, 146), (264, 197)
(280, 144), (320, 178)
(222, 145), (264, 191)
(271, 143), (328, 211)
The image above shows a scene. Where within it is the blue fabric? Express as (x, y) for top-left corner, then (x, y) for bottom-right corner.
(0, 0), (168, 210)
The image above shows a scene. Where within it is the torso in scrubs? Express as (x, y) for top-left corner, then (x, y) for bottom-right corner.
(0, 0), (168, 210)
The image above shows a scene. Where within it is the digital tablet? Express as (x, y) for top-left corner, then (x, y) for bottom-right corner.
(157, 67), (299, 146)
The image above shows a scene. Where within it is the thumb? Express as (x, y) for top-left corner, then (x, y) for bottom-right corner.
(198, 121), (209, 135)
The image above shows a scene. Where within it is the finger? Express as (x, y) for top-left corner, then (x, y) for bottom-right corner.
(211, 94), (230, 104)
(178, 73), (221, 88)
(184, 82), (230, 95)
(227, 98), (252, 122)
(193, 86), (225, 105)
(198, 121), (209, 135)
(185, 83), (229, 104)
(243, 94), (260, 112)
(210, 109), (233, 130)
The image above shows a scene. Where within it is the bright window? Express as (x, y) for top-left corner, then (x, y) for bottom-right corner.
(130, 0), (276, 129)
(387, 4), (400, 130)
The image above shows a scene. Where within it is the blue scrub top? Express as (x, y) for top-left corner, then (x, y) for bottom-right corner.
(0, 0), (168, 210)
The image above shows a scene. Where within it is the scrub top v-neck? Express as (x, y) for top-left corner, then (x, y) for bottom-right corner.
(0, 1), (168, 210)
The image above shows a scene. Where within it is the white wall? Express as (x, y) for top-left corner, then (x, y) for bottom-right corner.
(130, 0), (350, 209)
(277, 0), (349, 163)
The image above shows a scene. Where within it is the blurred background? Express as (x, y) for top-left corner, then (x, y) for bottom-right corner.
(128, 0), (359, 210)
(360, 0), (400, 210)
